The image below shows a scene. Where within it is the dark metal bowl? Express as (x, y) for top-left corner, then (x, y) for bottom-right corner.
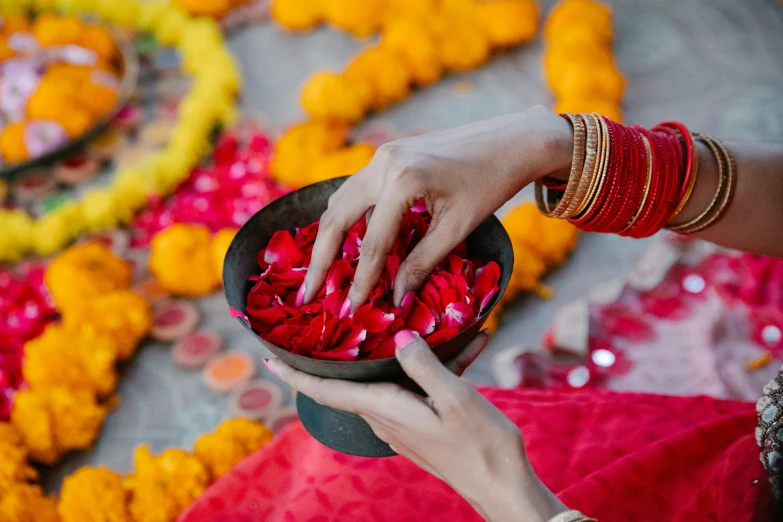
(223, 176), (514, 456)
(0, 27), (140, 178)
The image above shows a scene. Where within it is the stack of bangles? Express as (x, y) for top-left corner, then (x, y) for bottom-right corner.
(535, 113), (736, 237)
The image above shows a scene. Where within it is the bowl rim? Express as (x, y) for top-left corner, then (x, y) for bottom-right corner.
(223, 176), (514, 367)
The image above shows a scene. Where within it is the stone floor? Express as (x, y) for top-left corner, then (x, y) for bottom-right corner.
(45, 0), (783, 489)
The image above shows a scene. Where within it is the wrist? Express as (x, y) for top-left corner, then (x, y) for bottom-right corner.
(518, 107), (575, 184)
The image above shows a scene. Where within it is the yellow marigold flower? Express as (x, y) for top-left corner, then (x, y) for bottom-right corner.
(477, 0), (539, 47)
(300, 71), (368, 123)
(548, 59), (625, 100)
(32, 202), (85, 255)
(0, 484), (59, 522)
(270, 0), (322, 31)
(0, 423), (37, 493)
(270, 120), (348, 186)
(384, 0), (437, 20)
(381, 18), (443, 87)
(324, 0), (385, 37)
(173, 0), (232, 18)
(11, 387), (106, 465)
(544, 0), (612, 45)
(506, 241), (546, 298)
(344, 46), (410, 110)
(23, 324), (117, 397)
(193, 418), (274, 480)
(58, 466), (131, 522)
(45, 241), (132, 313)
(81, 187), (132, 231)
(432, 15), (490, 71)
(553, 95), (623, 123)
(0, 209), (33, 262)
(127, 445), (209, 522)
(503, 203), (579, 267)
(211, 228), (237, 283)
(149, 224), (220, 297)
(308, 143), (375, 184)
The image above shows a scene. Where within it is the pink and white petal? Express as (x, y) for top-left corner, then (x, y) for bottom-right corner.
(264, 230), (303, 266)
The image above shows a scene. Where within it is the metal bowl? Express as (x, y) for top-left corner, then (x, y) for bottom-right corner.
(0, 26), (140, 178)
(223, 176), (514, 456)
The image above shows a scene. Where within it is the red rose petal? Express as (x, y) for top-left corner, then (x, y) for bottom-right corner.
(353, 305), (395, 333)
(311, 347), (360, 361)
(326, 260), (354, 295)
(247, 303), (289, 326)
(263, 230), (303, 266)
(426, 327), (460, 345)
(442, 301), (475, 329)
(406, 298), (438, 335)
(294, 222), (320, 247)
(471, 262), (501, 301)
(479, 286), (500, 314)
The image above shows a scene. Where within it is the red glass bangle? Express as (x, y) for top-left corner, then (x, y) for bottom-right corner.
(605, 123), (644, 232)
(636, 128), (682, 237)
(583, 117), (628, 232)
(541, 177), (569, 191)
(626, 127), (669, 237)
(656, 121), (695, 218)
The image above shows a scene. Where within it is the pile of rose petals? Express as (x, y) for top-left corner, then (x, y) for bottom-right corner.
(246, 208), (501, 361)
(131, 130), (289, 246)
(0, 261), (56, 419)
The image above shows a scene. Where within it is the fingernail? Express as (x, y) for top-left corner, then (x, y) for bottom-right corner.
(295, 282), (306, 307)
(394, 329), (417, 350)
(339, 297), (352, 319)
(263, 359), (276, 375)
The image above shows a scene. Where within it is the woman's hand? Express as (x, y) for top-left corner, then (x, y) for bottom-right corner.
(302, 105), (573, 309)
(265, 331), (567, 522)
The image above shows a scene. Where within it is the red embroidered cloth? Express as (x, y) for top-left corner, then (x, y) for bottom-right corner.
(179, 387), (773, 522)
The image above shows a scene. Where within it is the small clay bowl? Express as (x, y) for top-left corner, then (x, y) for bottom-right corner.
(223, 177), (513, 457)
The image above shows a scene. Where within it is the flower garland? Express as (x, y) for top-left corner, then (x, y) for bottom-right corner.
(0, 0), (240, 262)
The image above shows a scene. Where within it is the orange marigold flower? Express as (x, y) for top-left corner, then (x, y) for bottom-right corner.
(126, 445), (209, 522)
(0, 423), (37, 493)
(173, 0), (234, 18)
(324, 0), (385, 37)
(149, 224), (220, 297)
(503, 203), (579, 267)
(211, 228), (237, 283)
(547, 58), (625, 100)
(506, 241), (547, 298)
(62, 290), (152, 361)
(0, 483), (59, 522)
(308, 143), (375, 184)
(11, 387), (106, 465)
(22, 324), (118, 397)
(0, 122), (28, 163)
(432, 15), (491, 71)
(45, 241), (132, 313)
(193, 418), (274, 480)
(477, 0), (539, 47)
(77, 23), (118, 61)
(270, 0), (323, 31)
(381, 18), (443, 87)
(32, 14), (83, 47)
(79, 78), (119, 119)
(270, 120), (348, 186)
(344, 46), (410, 110)
(1, 14), (30, 35)
(544, 0), (613, 45)
(384, 0), (437, 20)
(0, 37), (14, 61)
(300, 71), (368, 123)
(58, 466), (132, 522)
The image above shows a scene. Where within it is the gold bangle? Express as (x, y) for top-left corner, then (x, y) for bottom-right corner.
(680, 136), (736, 234)
(668, 133), (726, 232)
(547, 510), (598, 522)
(620, 130), (653, 233)
(536, 113), (586, 217)
(561, 113), (600, 219)
(572, 114), (610, 221)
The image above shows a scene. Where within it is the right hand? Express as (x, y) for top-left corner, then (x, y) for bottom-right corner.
(302, 105), (574, 309)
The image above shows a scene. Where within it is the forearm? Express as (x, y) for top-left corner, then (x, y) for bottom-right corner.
(670, 140), (783, 257)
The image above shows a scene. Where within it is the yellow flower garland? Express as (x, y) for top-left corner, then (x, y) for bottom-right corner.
(0, 0), (240, 262)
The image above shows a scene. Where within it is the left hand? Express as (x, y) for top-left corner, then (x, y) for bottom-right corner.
(265, 331), (567, 522)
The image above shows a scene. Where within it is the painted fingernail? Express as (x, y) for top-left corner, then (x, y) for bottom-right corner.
(263, 359), (276, 375)
(339, 297), (352, 319)
(295, 282), (306, 307)
(394, 329), (417, 350)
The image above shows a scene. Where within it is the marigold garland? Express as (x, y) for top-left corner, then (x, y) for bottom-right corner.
(0, 0), (240, 262)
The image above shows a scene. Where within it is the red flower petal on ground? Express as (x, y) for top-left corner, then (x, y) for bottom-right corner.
(598, 304), (655, 342)
(406, 298), (438, 335)
(263, 230), (303, 266)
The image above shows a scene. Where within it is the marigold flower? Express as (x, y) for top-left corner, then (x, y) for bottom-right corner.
(32, 202), (86, 255)
(300, 71), (368, 123)
(173, 0), (234, 18)
(270, 120), (348, 186)
(0, 423), (37, 493)
(149, 223), (220, 296)
(381, 18), (443, 87)
(344, 46), (411, 109)
(503, 203), (579, 267)
(11, 387), (106, 465)
(476, 0), (539, 47)
(270, 0), (322, 31)
(308, 143), (375, 184)
(211, 228), (237, 283)
(77, 23), (118, 60)
(0, 123), (28, 163)
(32, 14), (82, 46)
(544, 0), (613, 45)
(0, 483), (59, 522)
(0, 209), (32, 262)
(58, 466), (132, 522)
(193, 418), (274, 479)
(548, 58), (625, 100)
(432, 15), (491, 71)
(127, 445), (209, 522)
(22, 324), (118, 397)
(45, 241), (132, 312)
(324, 0), (385, 37)
(506, 241), (547, 298)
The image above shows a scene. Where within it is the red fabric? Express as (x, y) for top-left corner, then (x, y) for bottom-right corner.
(179, 387), (774, 522)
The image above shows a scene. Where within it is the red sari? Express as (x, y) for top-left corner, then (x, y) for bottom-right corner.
(179, 387), (775, 522)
